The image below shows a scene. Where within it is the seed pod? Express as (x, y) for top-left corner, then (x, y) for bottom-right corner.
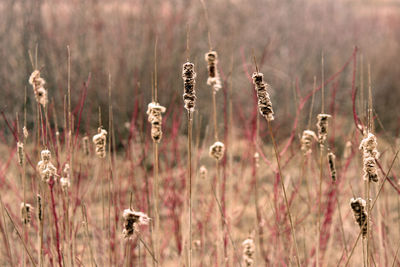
(122, 209), (150, 239)
(205, 51), (222, 92)
(37, 149), (58, 183)
(343, 141), (352, 159)
(360, 133), (380, 182)
(82, 136), (90, 156)
(29, 70), (48, 107)
(242, 238), (255, 266)
(17, 142), (24, 166)
(182, 62), (197, 112)
(327, 152), (336, 182)
(252, 72), (274, 121)
(37, 194), (42, 221)
(350, 197), (368, 238)
(92, 128), (107, 158)
(300, 130), (317, 155)
(23, 126), (29, 139)
(316, 114), (331, 145)
(146, 102), (166, 143)
(254, 152), (260, 168)
(209, 141), (225, 161)
(20, 203), (33, 225)
(199, 165), (208, 179)
(60, 164), (71, 192)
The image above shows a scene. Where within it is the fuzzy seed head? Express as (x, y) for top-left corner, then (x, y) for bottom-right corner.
(182, 62), (197, 112)
(316, 114), (331, 145)
(17, 142), (24, 166)
(82, 136), (90, 156)
(199, 165), (208, 179)
(301, 130), (317, 155)
(29, 70), (48, 107)
(205, 51), (222, 92)
(252, 72), (274, 121)
(350, 197), (368, 238)
(327, 152), (336, 182)
(242, 238), (255, 266)
(92, 128), (107, 158)
(209, 141), (225, 161)
(122, 209), (150, 239)
(147, 102), (166, 143)
(20, 203), (33, 225)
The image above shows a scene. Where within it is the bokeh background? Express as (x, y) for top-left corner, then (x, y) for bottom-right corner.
(1, 0), (399, 141)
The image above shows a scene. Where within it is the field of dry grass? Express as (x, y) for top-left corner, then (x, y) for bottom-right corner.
(1, 0), (400, 266)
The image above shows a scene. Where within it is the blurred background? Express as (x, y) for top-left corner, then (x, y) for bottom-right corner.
(1, 0), (399, 140)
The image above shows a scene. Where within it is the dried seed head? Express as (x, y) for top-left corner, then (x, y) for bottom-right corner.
(92, 128), (107, 158)
(82, 136), (90, 156)
(363, 157), (378, 182)
(23, 126), (29, 139)
(41, 149), (51, 163)
(359, 133), (379, 159)
(37, 149), (58, 183)
(122, 209), (150, 239)
(350, 197), (368, 238)
(29, 70), (48, 107)
(20, 203), (33, 225)
(300, 130), (317, 155)
(37, 194), (42, 221)
(182, 62), (197, 112)
(252, 72), (274, 121)
(209, 141), (225, 161)
(205, 51), (222, 92)
(146, 102), (166, 143)
(199, 165), (208, 179)
(17, 142), (24, 166)
(60, 164), (71, 192)
(316, 114), (331, 145)
(242, 238), (255, 266)
(254, 152), (260, 168)
(360, 133), (380, 182)
(327, 152), (336, 182)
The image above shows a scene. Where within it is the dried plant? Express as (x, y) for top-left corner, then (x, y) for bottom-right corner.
(17, 142), (24, 166)
(122, 209), (150, 239)
(92, 128), (107, 158)
(82, 136), (90, 156)
(199, 165), (208, 179)
(182, 62), (197, 112)
(252, 72), (274, 121)
(146, 102), (166, 143)
(242, 237), (255, 266)
(20, 203), (33, 225)
(359, 133), (379, 182)
(60, 164), (71, 192)
(28, 70), (48, 107)
(300, 130), (317, 155)
(37, 149), (57, 183)
(205, 51), (222, 92)
(316, 114), (331, 145)
(350, 197), (368, 238)
(327, 152), (336, 182)
(209, 141), (225, 161)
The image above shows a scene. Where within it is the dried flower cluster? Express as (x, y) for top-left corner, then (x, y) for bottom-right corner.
(82, 136), (90, 156)
(316, 114), (331, 145)
(209, 141), (225, 161)
(122, 209), (150, 239)
(359, 133), (379, 182)
(205, 51), (222, 92)
(350, 197), (368, 238)
(252, 72), (274, 121)
(60, 164), (71, 192)
(29, 70), (48, 107)
(199, 165), (208, 179)
(147, 102), (166, 143)
(300, 130), (317, 155)
(242, 238), (255, 266)
(92, 128), (107, 158)
(17, 142), (24, 166)
(20, 202), (33, 225)
(327, 152), (336, 182)
(182, 62), (197, 112)
(37, 149), (57, 183)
